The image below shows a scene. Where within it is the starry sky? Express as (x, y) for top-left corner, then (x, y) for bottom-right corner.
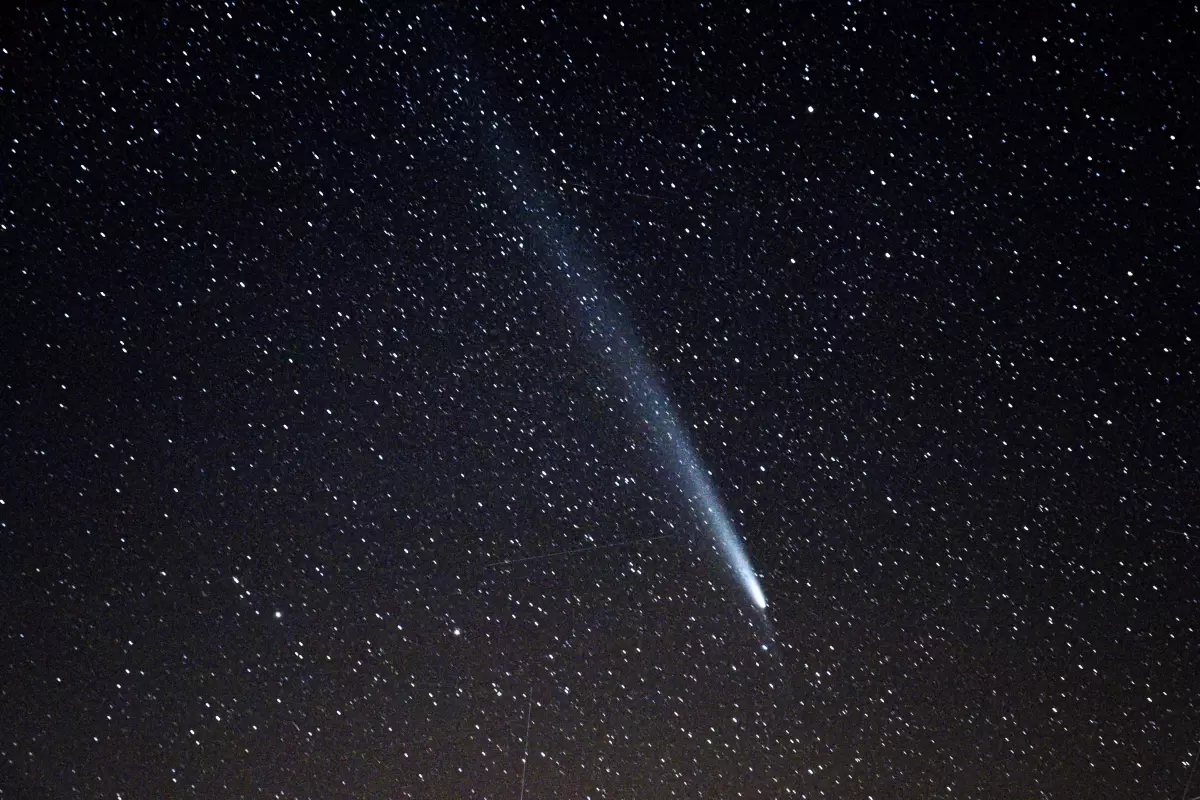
(2, 2), (1197, 798)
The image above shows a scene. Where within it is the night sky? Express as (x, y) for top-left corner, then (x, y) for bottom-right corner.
(2, 2), (1197, 798)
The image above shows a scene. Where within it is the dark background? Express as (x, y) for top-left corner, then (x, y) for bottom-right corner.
(2, 2), (1196, 798)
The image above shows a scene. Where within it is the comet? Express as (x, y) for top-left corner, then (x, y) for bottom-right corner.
(554, 257), (769, 614)
(478, 113), (768, 615)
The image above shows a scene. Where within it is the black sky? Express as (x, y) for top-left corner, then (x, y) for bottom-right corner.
(2, 2), (1197, 798)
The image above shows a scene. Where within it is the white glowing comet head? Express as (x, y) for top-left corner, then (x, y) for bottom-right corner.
(696, 487), (768, 611)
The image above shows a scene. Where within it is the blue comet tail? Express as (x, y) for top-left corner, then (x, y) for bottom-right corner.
(479, 115), (767, 614)
(568, 270), (769, 613)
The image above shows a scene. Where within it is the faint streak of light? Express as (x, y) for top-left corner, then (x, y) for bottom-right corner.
(518, 688), (533, 800)
(560, 180), (671, 202)
(482, 534), (673, 568)
(1182, 732), (1200, 800)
